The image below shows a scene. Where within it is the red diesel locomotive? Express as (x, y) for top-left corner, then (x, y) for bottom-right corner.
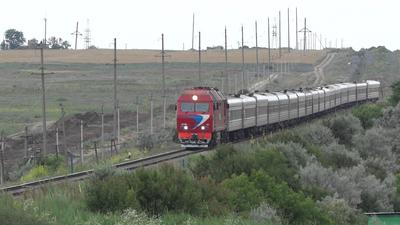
(176, 87), (227, 148)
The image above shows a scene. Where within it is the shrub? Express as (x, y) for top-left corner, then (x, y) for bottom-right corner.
(389, 81), (400, 106)
(320, 143), (361, 169)
(128, 166), (202, 215)
(300, 123), (336, 146)
(250, 202), (283, 225)
(352, 103), (383, 129)
(116, 209), (161, 225)
(21, 165), (49, 182)
(317, 195), (366, 225)
(85, 174), (139, 213)
(323, 114), (363, 146)
(222, 173), (262, 212)
(250, 170), (332, 225)
(0, 194), (51, 225)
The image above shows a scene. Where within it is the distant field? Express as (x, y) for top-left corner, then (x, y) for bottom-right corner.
(0, 48), (325, 64)
(0, 49), (327, 136)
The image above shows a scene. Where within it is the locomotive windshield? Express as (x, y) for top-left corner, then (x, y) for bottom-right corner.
(180, 102), (209, 112)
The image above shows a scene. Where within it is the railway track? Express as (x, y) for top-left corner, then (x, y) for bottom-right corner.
(0, 149), (201, 196)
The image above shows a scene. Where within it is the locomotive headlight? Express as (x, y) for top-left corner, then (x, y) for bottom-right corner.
(183, 125), (189, 130)
(201, 125), (206, 130)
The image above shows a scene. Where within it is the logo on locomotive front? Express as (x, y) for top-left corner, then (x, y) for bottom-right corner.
(188, 114), (210, 130)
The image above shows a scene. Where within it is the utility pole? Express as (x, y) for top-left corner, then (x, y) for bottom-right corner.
(113, 38), (117, 142)
(44, 18), (47, 47)
(0, 133), (4, 186)
(24, 126), (28, 158)
(56, 127), (59, 158)
(224, 26), (228, 93)
(268, 17), (271, 81)
(101, 104), (104, 145)
(287, 8), (290, 53)
(198, 31), (201, 84)
(241, 25), (245, 91)
(136, 96), (139, 134)
(161, 33), (166, 129)
(71, 22), (82, 50)
(59, 103), (66, 154)
(40, 47), (47, 156)
(296, 7), (299, 50)
(117, 104), (120, 144)
(80, 120), (83, 164)
(255, 21), (259, 79)
(150, 95), (153, 135)
(279, 11), (281, 58)
(299, 18), (311, 54)
(192, 13), (195, 50)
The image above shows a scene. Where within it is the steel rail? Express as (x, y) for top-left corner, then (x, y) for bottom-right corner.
(0, 148), (200, 196)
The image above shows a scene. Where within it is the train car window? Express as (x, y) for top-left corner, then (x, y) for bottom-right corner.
(181, 102), (194, 112)
(196, 103), (209, 112)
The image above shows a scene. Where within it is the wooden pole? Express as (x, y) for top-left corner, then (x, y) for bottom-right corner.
(0, 135), (4, 185)
(198, 31), (201, 84)
(56, 127), (59, 158)
(224, 26), (228, 93)
(24, 126), (28, 158)
(255, 21), (259, 79)
(80, 120), (84, 164)
(40, 47), (47, 156)
(161, 33), (166, 129)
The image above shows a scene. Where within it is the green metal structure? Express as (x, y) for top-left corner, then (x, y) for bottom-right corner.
(366, 212), (400, 225)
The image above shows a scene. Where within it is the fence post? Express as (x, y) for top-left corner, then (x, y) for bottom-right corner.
(150, 95), (153, 135)
(0, 135), (5, 185)
(80, 120), (84, 165)
(94, 142), (99, 164)
(24, 126), (28, 158)
(56, 127), (59, 158)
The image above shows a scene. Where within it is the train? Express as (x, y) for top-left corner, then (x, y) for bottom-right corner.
(176, 80), (380, 148)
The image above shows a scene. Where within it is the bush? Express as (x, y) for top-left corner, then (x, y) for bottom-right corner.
(250, 170), (332, 225)
(352, 103), (383, 129)
(389, 81), (400, 106)
(85, 174), (139, 213)
(116, 209), (161, 225)
(0, 194), (51, 225)
(21, 165), (49, 182)
(222, 174), (262, 212)
(128, 166), (202, 215)
(323, 114), (363, 146)
(86, 165), (203, 215)
(250, 202), (283, 225)
(317, 195), (366, 225)
(320, 143), (361, 169)
(300, 123), (336, 146)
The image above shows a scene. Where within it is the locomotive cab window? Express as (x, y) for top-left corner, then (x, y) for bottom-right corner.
(195, 103), (209, 112)
(181, 102), (194, 112)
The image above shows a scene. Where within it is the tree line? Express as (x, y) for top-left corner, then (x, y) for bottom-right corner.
(0, 29), (70, 50)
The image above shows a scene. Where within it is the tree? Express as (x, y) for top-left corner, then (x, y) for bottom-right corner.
(4, 29), (25, 49)
(389, 81), (400, 106)
(47, 37), (70, 49)
(27, 39), (39, 49)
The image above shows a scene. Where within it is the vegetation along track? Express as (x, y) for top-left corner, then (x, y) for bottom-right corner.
(0, 148), (201, 196)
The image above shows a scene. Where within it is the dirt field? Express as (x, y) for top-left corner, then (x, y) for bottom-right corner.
(0, 49), (325, 64)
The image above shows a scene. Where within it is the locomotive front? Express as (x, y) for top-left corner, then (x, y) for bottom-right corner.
(176, 88), (214, 148)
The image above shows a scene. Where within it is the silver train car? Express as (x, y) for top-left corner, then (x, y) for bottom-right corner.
(226, 80), (380, 138)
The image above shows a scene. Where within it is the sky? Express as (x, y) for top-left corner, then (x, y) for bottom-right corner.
(1, 0), (399, 50)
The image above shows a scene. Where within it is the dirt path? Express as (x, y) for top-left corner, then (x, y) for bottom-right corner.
(248, 73), (280, 92)
(313, 53), (336, 86)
